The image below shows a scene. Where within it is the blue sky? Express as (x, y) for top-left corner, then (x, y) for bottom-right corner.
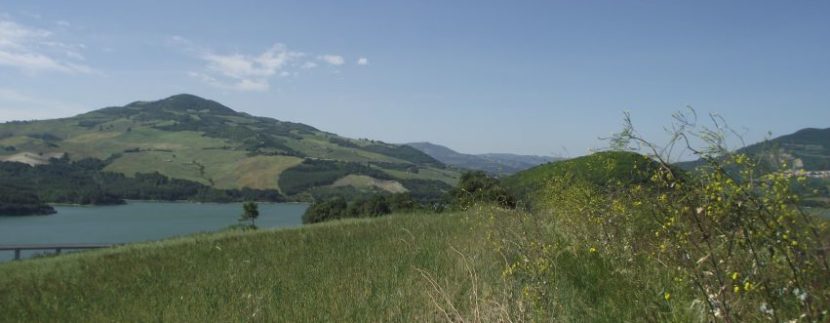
(0, 1), (828, 157)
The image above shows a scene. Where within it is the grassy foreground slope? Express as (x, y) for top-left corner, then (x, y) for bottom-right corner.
(0, 208), (684, 322)
(0, 213), (500, 322)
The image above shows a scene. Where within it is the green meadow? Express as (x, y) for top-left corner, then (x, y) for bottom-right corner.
(0, 212), (501, 322)
(0, 208), (696, 322)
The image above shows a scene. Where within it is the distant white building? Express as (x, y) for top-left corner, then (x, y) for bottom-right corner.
(806, 170), (830, 179)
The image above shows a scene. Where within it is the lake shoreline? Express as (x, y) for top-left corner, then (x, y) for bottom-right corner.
(48, 199), (308, 207)
(0, 201), (307, 262)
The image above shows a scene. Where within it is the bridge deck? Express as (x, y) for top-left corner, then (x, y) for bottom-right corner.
(0, 243), (114, 251)
(0, 243), (115, 260)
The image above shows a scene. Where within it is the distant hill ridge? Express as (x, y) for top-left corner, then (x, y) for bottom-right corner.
(406, 142), (559, 176)
(502, 151), (662, 203)
(505, 127), (830, 206)
(0, 94), (458, 201)
(677, 127), (830, 171)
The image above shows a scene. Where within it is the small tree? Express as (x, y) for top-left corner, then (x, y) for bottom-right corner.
(239, 201), (259, 227)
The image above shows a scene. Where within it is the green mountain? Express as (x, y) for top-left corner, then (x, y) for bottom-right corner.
(406, 142), (558, 176)
(502, 151), (663, 202)
(0, 94), (459, 201)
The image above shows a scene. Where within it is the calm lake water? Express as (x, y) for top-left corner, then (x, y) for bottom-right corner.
(0, 201), (307, 262)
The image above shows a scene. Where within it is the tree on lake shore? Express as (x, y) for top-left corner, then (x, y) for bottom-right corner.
(239, 202), (259, 227)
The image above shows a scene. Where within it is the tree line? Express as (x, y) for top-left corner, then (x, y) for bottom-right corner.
(302, 171), (516, 224)
(0, 155), (285, 214)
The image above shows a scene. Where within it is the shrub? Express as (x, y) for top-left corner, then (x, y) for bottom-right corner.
(450, 171), (516, 209)
(496, 111), (830, 321)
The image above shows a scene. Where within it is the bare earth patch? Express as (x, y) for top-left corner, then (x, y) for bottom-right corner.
(330, 174), (408, 193)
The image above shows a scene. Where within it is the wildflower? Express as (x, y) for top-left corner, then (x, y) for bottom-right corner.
(793, 288), (808, 302)
(664, 291), (671, 301)
(733, 285), (741, 293)
(759, 302), (774, 316)
(730, 272), (739, 280)
(589, 247), (597, 253)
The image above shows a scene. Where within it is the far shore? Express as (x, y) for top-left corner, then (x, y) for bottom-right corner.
(47, 200), (308, 207)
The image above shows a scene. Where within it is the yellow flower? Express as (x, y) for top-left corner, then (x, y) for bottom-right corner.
(664, 291), (671, 301)
(731, 272), (739, 280)
(589, 247), (597, 253)
(744, 281), (752, 292)
(733, 285), (741, 293)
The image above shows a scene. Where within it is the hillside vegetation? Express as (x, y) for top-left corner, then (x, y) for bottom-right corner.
(502, 151), (663, 204)
(0, 94), (458, 201)
(0, 156), (284, 209)
(1, 111), (828, 321)
(2, 148), (828, 321)
(0, 185), (55, 216)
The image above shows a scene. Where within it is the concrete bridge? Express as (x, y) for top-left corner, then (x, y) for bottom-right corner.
(0, 243), (114, 260)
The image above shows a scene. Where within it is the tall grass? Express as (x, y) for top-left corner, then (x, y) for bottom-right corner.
(0, 213), (502, 322)
(0, 206), (710, 322)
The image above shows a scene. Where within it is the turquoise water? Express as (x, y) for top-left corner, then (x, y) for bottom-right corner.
(0, 201), (307, 261)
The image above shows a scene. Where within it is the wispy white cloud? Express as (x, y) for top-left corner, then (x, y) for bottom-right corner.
(357, 57), (369, 65)
(0, 17), (94, 74)
(318, 54), (344, 66)
(195, 44), (303, 91)
(172, 37), (355, 92)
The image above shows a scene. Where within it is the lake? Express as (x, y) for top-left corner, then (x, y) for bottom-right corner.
(0, 201), (307, 262)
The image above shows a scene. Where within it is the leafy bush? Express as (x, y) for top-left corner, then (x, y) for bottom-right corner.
(495, 111), (830, 321)
(302, 197), (349, 224)
(302, 193), (419, 224)
(450, 171), (516, 209)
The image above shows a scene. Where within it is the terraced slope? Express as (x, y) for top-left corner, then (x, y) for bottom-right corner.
(0, 94), (458, 200)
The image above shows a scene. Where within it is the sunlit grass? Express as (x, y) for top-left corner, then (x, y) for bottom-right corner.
(0, 212), (501, 322)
